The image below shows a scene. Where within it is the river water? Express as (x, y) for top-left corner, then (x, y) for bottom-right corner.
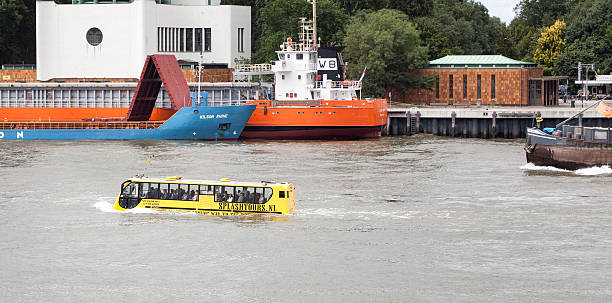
(1, 136), (611, 302)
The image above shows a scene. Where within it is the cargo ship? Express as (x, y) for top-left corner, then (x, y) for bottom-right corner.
(0, 55), (255, 141)
(236, 0), (387, 140)
(525, 101), (612, 170)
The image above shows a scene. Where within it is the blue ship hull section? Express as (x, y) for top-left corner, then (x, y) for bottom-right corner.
(0, 105), (255, 141)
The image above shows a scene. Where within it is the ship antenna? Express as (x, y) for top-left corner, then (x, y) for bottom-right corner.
(308, 0), (317, 51)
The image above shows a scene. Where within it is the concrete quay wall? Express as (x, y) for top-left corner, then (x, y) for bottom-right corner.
(385, 104), (612, 138)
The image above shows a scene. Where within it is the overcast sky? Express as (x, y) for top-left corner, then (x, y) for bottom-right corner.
(478, 0), (521, 24)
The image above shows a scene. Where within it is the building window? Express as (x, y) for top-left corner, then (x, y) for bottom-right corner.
(179, 28), (184, 52)
(435, 75), (439, 99)
(186, 28), (193, 52)
(491, 75), (496, 99)
(449, 75), (453, 99)
(165, 28), (170, 52)
(157, 28), (161, 51)
(463, 74), (467, 99)
(477, 74), (482, 99)
(174, 28), (178, 52)
(195, 28), (202, 52)
(204, 28), (211, 52)
(171, 28), (175, 52)
(238, 28), (245, 53)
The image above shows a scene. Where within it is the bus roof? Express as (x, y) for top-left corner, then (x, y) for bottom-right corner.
(129, 177), (288, 187)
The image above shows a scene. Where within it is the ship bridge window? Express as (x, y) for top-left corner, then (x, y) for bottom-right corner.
(287, 54), (291, 59)
(296, 54), (303, 60)
(298, 75), (301, 80)
(279, 54), (285, 60)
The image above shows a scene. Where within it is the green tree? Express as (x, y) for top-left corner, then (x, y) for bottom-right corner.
(413, 0), (503, 60)
(533, 20), (566, 75)
(252, 0), (348, 63)
(554, 0), (612, 93)
(0, 0), (36, 65)
(335, 0), (433, 17)
(342, 9), (428, 97)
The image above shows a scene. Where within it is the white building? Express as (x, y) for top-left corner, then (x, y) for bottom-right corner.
(36, 0), (251, 81)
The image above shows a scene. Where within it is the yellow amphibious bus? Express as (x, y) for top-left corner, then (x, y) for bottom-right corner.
(113, 176), (295, 215)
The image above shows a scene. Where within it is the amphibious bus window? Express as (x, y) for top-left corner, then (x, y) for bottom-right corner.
(254, 187), (264, 204)
(122, 183), (138, 198)
(159, 183), (170, 200)
(236, 186), (257, 203)
(215, 186), (233, 202)
(178, 184), (189, 201)
(148, 183), (160, 199)
(279, 191), (285, 198)
(140, 183), (149, 198)
(200, 185), (213, 195)
(169, 183), (179, 200)
(188, 185), (199, 201)
(263, 188), (273, 203)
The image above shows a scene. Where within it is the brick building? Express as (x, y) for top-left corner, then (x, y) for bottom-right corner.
(392, 55), (562, 106)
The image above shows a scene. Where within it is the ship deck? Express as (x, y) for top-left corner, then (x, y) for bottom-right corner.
(0, 121), (164, 130)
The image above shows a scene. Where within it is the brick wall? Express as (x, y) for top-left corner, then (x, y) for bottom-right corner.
(393, 67), (543, 105)
(0, 69), (233, 83)
(182, 69), (234, 82)
(0, 70), (37, 83)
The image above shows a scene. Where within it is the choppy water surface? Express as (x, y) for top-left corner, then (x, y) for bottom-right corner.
(1, 136), (610, 302)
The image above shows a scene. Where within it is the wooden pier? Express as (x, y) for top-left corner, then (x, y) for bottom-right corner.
(384, 103), (612, 138)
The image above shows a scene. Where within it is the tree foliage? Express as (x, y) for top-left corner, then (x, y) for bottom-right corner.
(533, 20), (566, 75)
(2, 0), (611, 97)
(250, 0), (348, 63)
(342, 9), (428, 97)
(0, 0), (35, 65)
(412, 0), (503, 60)
(553, 0), (612, 93)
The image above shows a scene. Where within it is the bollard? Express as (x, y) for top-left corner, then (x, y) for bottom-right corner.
(492, 112), (497, 138)
(451, 112), (456, 137)
(406, 111), (411, 135)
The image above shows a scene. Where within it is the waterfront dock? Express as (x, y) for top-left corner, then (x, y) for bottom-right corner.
(385, 100), (612, 138)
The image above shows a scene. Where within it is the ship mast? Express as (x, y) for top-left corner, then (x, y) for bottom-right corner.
(310, 0), (317, 50)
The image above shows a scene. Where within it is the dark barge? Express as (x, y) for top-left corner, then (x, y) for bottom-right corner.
(525, 101), (612, 170)
(525, 126), (612, 170)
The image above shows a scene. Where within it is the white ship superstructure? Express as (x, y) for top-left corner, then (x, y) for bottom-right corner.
(235, 12), (362, 101)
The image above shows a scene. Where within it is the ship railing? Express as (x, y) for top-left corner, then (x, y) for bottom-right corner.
(562, 125), (611, 144)
(235, 64), (272, 73)
(280, 42), (314, 52)
(0, 121), (164, 130)
(314, 80), (362, 90)
(271, 99), (322, 107)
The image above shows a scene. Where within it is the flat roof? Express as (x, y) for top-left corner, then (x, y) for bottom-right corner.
(428, 55), (538, 69)
(130, 177), (287, 187)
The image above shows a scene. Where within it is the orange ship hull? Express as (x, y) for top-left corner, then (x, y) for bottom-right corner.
(241, 99), (387, 139)
(0, 108), (176, 122)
